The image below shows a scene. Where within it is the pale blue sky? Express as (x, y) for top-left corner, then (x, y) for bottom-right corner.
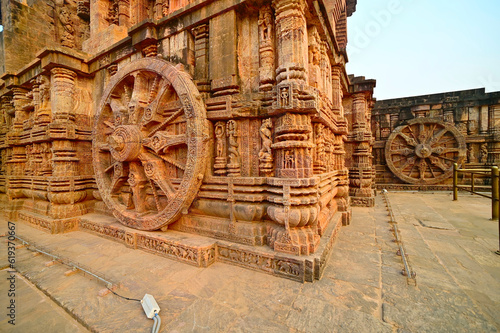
(347, 0), (500, 100)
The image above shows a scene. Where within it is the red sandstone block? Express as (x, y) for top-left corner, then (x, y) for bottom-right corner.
(64, 269), (79, 277)
(45, 261), (57, 267)
(98, 288), (112, 297)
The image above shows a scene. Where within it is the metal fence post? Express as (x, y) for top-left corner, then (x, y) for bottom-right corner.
(492, 166), (499, 220)
(471, 173), (475, 194)
(453, 163), (458, 201)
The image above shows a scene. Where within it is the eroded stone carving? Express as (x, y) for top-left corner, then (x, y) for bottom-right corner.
(93, 58), (209, 230)
(0, 0), (369, 281)
(259, 118), (274, 175)
(385, 118), (466, 185)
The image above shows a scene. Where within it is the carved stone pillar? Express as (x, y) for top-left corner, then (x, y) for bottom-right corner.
(272, 0), (308, 85)
(332, 66), (343, 115)
(390, 113), (399, 130)
(192, 24), (210, 94)
(353, 94), (366, 132)
(258, 5), (275, 91)
(12, 87), (30, 130)
(272, 113), (313, 178)
(118, 0), (130, 27)
(51, 68), (77, 123)
(345, 76), (376, 208)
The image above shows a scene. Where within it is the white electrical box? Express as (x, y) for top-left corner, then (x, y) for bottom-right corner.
(141, 294), (160, 319)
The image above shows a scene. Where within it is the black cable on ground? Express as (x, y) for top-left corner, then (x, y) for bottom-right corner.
(107, 287), (141, 302)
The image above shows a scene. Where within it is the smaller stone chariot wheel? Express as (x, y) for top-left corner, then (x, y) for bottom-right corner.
(93, 58), (208, 230)
(385, 118), (466, 185)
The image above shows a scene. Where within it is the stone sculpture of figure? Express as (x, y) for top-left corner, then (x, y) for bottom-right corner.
(467, 144), (475, 163)
(36, 75), (51, 125)
(373, 120), (380, 140)
(226, 120), (240, 176)
(284, 150), (294, 169)
(315, 123), (325, 161)
(215, 122), (225, 158)
(59, 5), (75, 48)
(259, 118), (273, 175)
(38, 75), (50, 111)
(259, 118), (272, 159)
(258, 7), (272, 41)
(480, 143), (488, 163)
(213, 121), (227, 175)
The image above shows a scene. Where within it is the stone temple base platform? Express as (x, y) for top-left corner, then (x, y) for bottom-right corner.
(15, 210), (342, 283)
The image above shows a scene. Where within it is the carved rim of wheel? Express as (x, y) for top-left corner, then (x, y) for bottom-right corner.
(93, 58), (208, 230)
(385, 118), (466, 185)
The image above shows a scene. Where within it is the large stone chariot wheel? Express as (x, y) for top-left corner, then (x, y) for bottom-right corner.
(385, 118), (466, 185)
(93, 58), (208, 230)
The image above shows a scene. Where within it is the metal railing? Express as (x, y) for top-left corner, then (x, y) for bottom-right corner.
(453, 163), (499, 220)
(452, 163), (500, 255)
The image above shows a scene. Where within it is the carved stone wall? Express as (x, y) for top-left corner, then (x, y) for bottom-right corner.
(1, 0), (365, 281)
(344, 76), (376, 206)
(372, 88), (500, 188)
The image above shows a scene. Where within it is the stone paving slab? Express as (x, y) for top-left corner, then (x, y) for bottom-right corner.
(0, 268), (89, 332)
(0, 191), (499, 332)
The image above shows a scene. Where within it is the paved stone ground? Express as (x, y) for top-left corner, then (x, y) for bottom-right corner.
(0, 191), (498, 332)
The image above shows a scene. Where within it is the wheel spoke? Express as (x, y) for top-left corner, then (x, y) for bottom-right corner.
(139, 153), (176, 198)
(399, 157), (415, 172)
(427, 159), (436, 178)
(428, 127), (448, 145)
(432, 147), (459, 155)
(407, 160), (417, 176)
(128, 162), (148, 213)
(429, 156), (448, 171)
(104, 120), (116, 129)
(396, 133), (417, 146)
(149, 179), (162, 212)
(159, 155), (186, 170)
(419, 160), (427, 179)
(144, 132), (187, 153)
(390, 148), (413, 156)
(98, 143), (111, 152)
(148, 107), (184, 137)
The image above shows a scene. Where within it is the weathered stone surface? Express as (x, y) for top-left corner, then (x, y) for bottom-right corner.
(0, 0), (376, 281)
(2, 191), (499, 331)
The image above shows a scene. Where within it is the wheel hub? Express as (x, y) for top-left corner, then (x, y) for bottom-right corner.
(415, 144), (432, 158)
(109, 125), (142, 162)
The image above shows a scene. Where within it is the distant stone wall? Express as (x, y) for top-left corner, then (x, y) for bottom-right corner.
(0, 0), (60, 75)
(372, 89), (500, 187)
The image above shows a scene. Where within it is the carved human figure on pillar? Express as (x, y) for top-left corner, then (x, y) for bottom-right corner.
(480, 143), (488, 163)
(35, 75), (51, 125)
(107, 0), (119, 25)
(59, 4), (76, 48)
(373, 120), (380, 140)
(259, 118), (274, 175)
(214, 121), (227, 175)
(467, 144), (475, 163)
(226, 120), (241, 176)
(258, 5), (275, 91)
(284, 150), (294, 169)
(314, 123), (326, 173)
